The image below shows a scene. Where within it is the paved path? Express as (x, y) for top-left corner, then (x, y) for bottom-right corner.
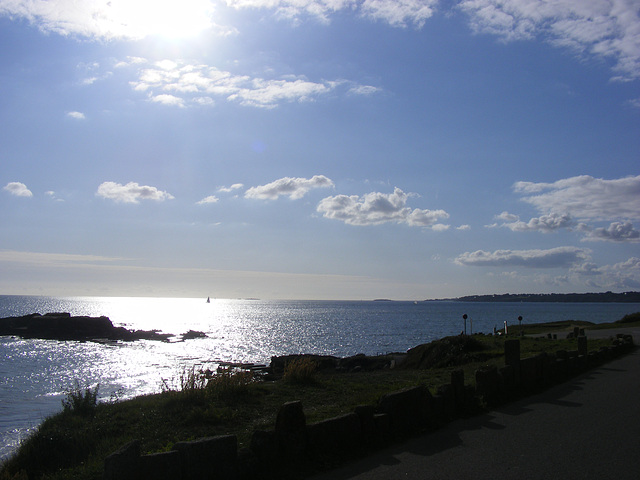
(312, 343), (640, 480)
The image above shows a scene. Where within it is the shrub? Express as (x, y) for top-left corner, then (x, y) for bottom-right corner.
(206, 367), (253, 400)
(62, 381), (100, 416)
(283, 357), (318, 384)
(180, 366), (208, 392)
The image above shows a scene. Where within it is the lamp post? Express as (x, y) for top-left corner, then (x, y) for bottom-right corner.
(518, 315), (523, 336)
(462, 314), (467, 335)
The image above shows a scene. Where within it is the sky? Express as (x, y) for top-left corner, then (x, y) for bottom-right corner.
(0, 0), (639, 300)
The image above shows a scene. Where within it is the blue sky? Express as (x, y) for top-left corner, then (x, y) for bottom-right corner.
(0, 0), (639, 300)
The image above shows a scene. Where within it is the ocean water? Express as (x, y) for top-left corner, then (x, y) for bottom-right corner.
(1, 295), (639, 461)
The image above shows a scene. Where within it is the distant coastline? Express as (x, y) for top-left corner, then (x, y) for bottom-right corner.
(443, 291), (640, 303)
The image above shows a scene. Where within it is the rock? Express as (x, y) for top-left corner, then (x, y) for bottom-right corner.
(0, 313), (172, 342)
(182, 330), (207, 340)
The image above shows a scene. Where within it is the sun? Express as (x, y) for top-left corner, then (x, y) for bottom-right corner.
(107, 0), (215, 39)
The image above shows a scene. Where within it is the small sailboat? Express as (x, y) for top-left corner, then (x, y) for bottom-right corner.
(206, 297), (210, 303)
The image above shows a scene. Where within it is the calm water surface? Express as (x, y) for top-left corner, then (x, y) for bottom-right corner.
(1, 295), (639, 461)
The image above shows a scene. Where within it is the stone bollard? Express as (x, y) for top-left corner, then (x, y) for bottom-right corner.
(275, 401), (307, 459)
(373, 413), (391, 443)
(306, 413), (362, 457)
(451, 370), (465, 412)
(504, 340), (520, 370)
(377, 385), (432, 436)
(172, 435), (238, 480)
(436, 384), (455, 420)
(475, 365), (500, 407)
(578, 335), (588, 357)
(139, 451), (182, 480)
(103, 440), (140, 480)
(498, 364), (516, 394)
(354, 405), (378, 447)
(250, 430), (280, 473)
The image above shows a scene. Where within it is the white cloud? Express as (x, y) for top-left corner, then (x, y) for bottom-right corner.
(66, 111), (86, 119)
(514, 175), (640, 220)
(455, 246), (591, 268)
(431, 223), (450, 232)
(573, 256), (640, 289)
(45, 190), (64, 202)
(317, 187), (449, 227)
(150, 94), (186, 107)
(347, 85), (381, 95)
(495, 211), (519, 222)
(197, 195), (220, 205)
(225, 0), (353, 24)
(218, 183), (244, 193)
(459, 0), (640, 80)
(496, 212), (575, 233)
(245, 175), (334, 200)
(96, 181), (175, 204)
(360, 0), (438, 28)
(0, 0), (222, 40)
(225, 0), (438, 28)
(457, 224), (471, 230)
(499, 175), (640, 242)
(115, 56), (148, 68)
(582, 221), (640, 243)
(126, 59), (378, 109)
(3, 182), (33, 197)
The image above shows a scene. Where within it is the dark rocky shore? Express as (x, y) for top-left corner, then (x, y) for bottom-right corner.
(0, 312), (180, 342)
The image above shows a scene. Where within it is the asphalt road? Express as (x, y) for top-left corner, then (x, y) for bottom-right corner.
(312, 334), (639, 480)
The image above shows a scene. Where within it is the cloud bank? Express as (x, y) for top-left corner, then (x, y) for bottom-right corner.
(245, 175), (334, 200)
(493, 175), (640, 242)
(317, 187), (449, 227)
(514, 175), (640, 221)
(455, 246), (591, 268)
(96, 181), (175, 204)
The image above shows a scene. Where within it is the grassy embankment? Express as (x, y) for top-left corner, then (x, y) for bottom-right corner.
(1, 313), (638, 480)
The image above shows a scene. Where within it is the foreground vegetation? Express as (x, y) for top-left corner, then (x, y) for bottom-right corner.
(1, 316), (638, 480)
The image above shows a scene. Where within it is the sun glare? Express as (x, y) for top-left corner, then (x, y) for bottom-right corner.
(109, 0), (215, 39)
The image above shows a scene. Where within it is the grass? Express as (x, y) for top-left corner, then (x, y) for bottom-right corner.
(0, 319), (635, 480)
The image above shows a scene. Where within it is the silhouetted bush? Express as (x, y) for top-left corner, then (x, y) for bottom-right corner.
(207, 367), (253, 400)
(62, 381), (100, 416)
(283, 357), (318, 384)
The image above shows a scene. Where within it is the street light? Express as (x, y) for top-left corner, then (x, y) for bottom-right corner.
(462, 314), (467, 335)
(518, 315), (523, 336)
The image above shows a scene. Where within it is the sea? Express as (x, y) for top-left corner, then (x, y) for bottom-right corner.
(1, 295), (639, 462)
